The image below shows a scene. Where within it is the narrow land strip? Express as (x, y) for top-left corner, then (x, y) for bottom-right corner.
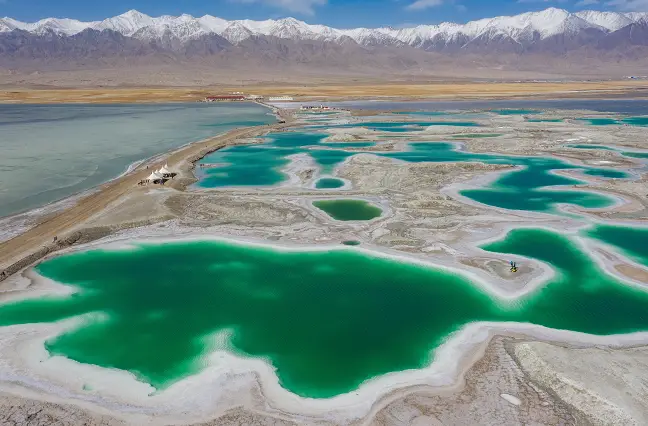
(0, 111), (293, 277)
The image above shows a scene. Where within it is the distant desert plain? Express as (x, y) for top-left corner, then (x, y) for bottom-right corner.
(2, 79), (648, 104)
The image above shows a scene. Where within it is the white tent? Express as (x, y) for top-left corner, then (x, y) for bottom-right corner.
(147, 171), (163, 181)
(159, 166), (171, 175)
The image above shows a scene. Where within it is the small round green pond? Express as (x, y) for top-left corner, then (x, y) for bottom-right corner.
(313, 200), (382, 221)
(316, 178), (345, 189)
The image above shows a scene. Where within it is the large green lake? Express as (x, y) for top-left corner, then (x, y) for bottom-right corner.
(1, 228), (647, 398)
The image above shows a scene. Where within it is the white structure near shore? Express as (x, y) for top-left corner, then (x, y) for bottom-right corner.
(268, 96), (294, 102)
(144, 164), (174, 184)
(158, 165), (172, 177)
(146, 171), (163, 182)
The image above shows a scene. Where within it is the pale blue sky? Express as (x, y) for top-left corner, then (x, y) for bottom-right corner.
(1, 0), (645, 28)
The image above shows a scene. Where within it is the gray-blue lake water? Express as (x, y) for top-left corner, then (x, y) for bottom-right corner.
(0, 103), (274, 219)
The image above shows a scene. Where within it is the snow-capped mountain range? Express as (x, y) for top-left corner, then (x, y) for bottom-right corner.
(2, 8), (647, 48)
(3, 6), (648, 81)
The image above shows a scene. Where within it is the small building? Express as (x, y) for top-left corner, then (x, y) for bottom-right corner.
(204, 95), (246, 102)
(268, 96), (294, 102)
(245, 94), (264, 100)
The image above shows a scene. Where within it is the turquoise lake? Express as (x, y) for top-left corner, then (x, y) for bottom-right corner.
(199, 133), (628, 213)
(585, 225), (648, 265)
(579, 117), (648, 126)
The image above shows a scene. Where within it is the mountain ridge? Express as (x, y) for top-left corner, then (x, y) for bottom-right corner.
(3, 7), (648, 84)
(3, 8), (648, 48)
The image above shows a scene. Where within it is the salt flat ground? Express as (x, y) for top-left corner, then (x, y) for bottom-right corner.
(1, 105), (648, 425)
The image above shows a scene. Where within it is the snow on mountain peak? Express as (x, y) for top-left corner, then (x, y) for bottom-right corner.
(198, 15), (229, 33)
(33, 18), (95, 35)
(0, 17), (22, 32)
(2, 7), (648, 48)
(94, 10), (155, 36)
(575, 11), (630, 31)
(221, 21), (254, 44)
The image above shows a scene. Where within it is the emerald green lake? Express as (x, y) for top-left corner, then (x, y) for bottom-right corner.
(623, 117), (648, 126)
(579, 117), (648, 126)
(198, 131), (628, 213)
(623, 152), (648, 159)
(568, 144), (618, 151)
(313, 199), (382, 221)
(198, 132), (355, 187)
(2, 229), (648, 397)
(381, 142), (626, 213)
(585, 224), (648, 265)
(315, 178), (345, 189)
